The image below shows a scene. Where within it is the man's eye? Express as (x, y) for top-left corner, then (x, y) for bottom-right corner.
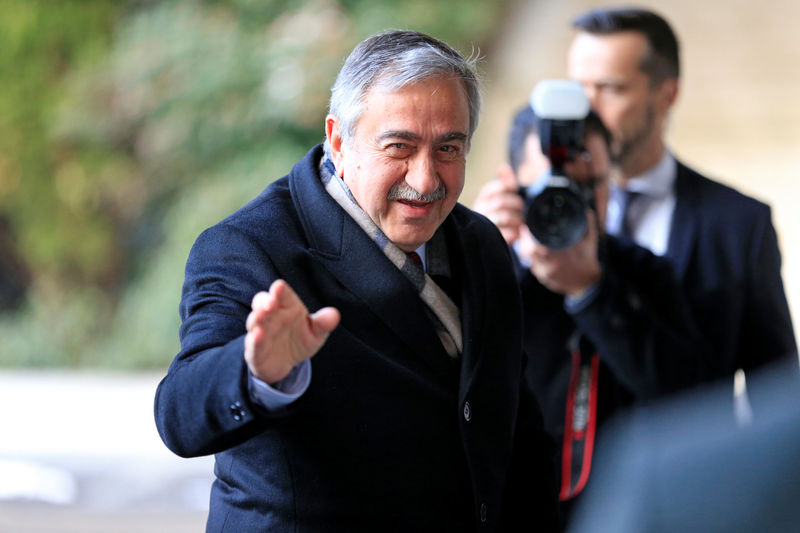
(385, 143), (412, 156)
(437, 145), (462, 160)
(599, 84), (625, 95)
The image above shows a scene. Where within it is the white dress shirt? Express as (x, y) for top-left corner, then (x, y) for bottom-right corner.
(606, 150), (677, 256)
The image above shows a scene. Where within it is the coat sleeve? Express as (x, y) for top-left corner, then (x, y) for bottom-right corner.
(569, 238), (715, 399)
(154, 223), (291, 458)
(740, 206), (797, 370)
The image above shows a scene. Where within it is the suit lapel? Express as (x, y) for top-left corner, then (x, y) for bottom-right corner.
(439, 214), (487, 395)
(666, 162), (698, 280)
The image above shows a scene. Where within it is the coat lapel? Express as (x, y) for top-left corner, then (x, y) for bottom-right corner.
(439, 212), (487, 396)
(666, 162), (698, 281)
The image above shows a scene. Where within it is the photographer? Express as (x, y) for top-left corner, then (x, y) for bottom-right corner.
(567, 7), (796, 403)
(473, 82), (712, 529)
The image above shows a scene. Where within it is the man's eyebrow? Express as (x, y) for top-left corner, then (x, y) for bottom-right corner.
(376, 131), (469, 144)
(437, 132), (468, 144)
(377, 130), (421, 142)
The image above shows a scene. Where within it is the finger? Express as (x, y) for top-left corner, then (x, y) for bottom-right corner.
(481, 178), (515, 196)
(494, 207), (525, 228)
(251, 290), (272, 310)
(309, 307), (341, 338)
(475, 181), (521, 214)
(499, 227), (520, 246)
(495, 192), (525, 213)
(481, 196), (525, 228)
(270, 279), (304, 311)
(244, 327), (261, 362)
(244, 327), (273, 372)
(246, 309), (258, 331)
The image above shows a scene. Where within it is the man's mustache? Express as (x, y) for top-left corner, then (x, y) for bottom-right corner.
(387, 182), (446, 202)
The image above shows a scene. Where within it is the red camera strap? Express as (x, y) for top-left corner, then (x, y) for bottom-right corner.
(559, 348), (600, 501)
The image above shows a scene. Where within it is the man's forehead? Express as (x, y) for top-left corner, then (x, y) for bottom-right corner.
(570, 31), (650, 72)
(356, 79), (470, 135)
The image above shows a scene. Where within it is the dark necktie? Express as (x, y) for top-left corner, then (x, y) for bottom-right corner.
(618, 189), (641, 240)
(407, 251), (459, 307)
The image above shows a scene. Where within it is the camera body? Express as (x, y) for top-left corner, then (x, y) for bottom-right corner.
(520, 80), (595, 250)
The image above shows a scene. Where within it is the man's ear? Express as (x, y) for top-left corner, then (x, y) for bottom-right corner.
(325, 114), (345, 176)
(496, 163), (518, 188)
(656, 78), (679, 113)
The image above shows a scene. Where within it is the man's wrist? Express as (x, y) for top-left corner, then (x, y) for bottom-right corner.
(248, 360), (312, 411)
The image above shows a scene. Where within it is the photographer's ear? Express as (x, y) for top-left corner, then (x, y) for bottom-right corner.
(497, 163), (518, 188)
(655, 78), (679, 114)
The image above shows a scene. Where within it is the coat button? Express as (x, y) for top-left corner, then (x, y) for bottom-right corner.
(463, 401), (472, 422)
(480, 503), (487, 522)
(230, 401), (246, 421)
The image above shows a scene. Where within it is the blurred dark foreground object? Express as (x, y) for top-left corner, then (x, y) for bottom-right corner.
(569, 358), (800, 533)
(0, 215), (30, 313)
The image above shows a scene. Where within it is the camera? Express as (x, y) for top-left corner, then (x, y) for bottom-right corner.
(519, 80), (595, 250)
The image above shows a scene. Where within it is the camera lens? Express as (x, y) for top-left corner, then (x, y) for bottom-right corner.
(526, 186), (587, 250)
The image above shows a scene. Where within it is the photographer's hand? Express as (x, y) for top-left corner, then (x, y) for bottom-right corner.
(473, 164), (525, 245)
(520, 210), (603, 297)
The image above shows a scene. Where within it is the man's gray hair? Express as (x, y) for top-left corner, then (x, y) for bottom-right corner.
(329, 30), (481, 147)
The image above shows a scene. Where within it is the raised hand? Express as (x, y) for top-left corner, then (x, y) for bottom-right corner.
(244, 279), (341, 384)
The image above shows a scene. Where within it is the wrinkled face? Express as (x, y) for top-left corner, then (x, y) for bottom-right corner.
(567, 31), (665, 165)
(326, 77), (470, 252)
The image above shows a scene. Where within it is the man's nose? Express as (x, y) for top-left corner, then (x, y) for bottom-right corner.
(405, 152), (440, 194)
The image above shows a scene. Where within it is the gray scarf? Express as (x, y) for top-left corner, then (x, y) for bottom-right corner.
(319, 149), (462, 358)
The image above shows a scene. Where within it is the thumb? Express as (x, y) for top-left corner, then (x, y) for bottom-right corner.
(496, 163), (518, 190)
(309, 307), (341, 338)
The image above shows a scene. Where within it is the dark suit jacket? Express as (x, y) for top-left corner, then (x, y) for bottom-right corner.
(521, 236), (714, 527)
(666, 162), (796, 385)
(154, 145), (559, 532)
(522, 236), (714, 412)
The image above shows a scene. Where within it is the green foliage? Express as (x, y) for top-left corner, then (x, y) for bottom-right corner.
(0, 0), (119, 283)
(0, 0), (509, 369)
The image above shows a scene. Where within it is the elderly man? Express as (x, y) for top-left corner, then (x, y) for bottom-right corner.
(154, 30), (558, 532)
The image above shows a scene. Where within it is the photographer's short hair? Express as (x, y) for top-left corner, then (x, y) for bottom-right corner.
(507, 105), (610, 175)
(507, 105), (538, 175)
(329, 30), (481, 148)
(572, 7), (680, 85)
